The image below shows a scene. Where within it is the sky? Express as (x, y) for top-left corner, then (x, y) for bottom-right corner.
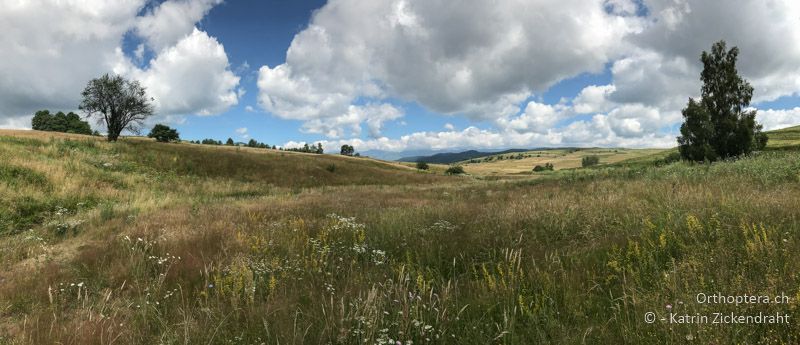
(2, 0), (800, 155)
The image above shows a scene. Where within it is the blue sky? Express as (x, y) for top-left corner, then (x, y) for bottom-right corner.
(2, 0), (800, 153)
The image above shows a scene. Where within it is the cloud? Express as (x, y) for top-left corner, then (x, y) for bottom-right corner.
(573, 85), (617, 114)
(756, 108), (800, 131)
(0, 116), (33, 130)
(444, 123), (455, 130)
(236, 127), (249, 139)
(266, 0), (800, 148)
(122, 28), (241, 116)
(0, 0), (142, 116)
(259, 0), (641, 137)
(630, 0), (800, 103)
(0, 0), (238, 126)
(299, 103), (404, 138)
(135, 0), (223, 51)
(497, 101), (572, 134)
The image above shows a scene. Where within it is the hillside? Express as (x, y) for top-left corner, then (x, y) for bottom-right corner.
(457, 147), (666, 176)
(454, 125), (800, 177)
(2, 128), (800, 344)
(398, 148), (531, 164)
(0, 130), (450, 235)
(763, 124), (800, 150)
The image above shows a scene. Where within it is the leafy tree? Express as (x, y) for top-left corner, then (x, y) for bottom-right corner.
(248, 139), (258, 147)
(79, 74), (154, 141)
(340, 144), (355, 156)
(63, 112), (92, 134)
(147, 124), (179, 143)
(316, 143), (324, 154)
(226, 138), (235, 146)
(31, 110), (52, 131)
(31, 110), (92, 135)
(582, 155), (600, 167)
(416, 161), (430, 170)
(678, 41), (768, 161)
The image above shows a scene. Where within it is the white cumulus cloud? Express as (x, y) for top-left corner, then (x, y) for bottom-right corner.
(259, 0), (641, 137)
(0, 0), (239, 127)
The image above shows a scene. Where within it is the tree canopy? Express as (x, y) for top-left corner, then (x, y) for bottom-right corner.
(79, 74), (154, 142)
(678, 41), (767, 161)
(147, 124), (180, 143)
(340, 144), (355, 156)
(31, 110), (92, 135)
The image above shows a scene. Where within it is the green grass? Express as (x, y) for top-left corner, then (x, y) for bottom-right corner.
(763, 125), (800, 150)
(1, 129), (799, 344)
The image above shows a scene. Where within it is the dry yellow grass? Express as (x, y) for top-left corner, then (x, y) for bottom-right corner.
(460, 148), (667, 176)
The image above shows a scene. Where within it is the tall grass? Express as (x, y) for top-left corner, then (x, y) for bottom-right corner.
(1, 130), (799, 344)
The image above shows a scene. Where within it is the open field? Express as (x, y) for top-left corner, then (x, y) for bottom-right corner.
(457, 148), (668, 176)
(1, 128), (800, 344)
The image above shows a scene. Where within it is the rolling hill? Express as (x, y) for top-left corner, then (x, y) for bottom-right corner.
(1, 127), (800, 344)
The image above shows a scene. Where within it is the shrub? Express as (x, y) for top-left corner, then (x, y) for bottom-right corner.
(662, 151), (682, 164)
(325, 164), (336, 173)
(147, 124), (180, 143)
(532, 162), (554, 172)
(416, 161), (430, 170)
(582, 155), (600, 167)
(445, 166), (465, 175)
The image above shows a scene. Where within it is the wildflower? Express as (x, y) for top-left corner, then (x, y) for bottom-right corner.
(666, 304), (672, 310)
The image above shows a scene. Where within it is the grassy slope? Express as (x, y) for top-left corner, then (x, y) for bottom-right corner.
(456, 125), (800, 177)
(1, 128), (800, 344)
(458, 148), (666, 176)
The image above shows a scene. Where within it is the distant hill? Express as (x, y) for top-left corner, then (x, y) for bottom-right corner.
(399, 149), (530, 164)
(360, 149), (445, 161)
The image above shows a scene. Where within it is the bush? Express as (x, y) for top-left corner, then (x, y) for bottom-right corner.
(582, 155), (600, 167)
(325, 164), (336, 173)
(147, 124), (180, 142)
(445, 166), (465, 175)
(416, 161), (429, 170)
(532, 162), (554, 172)
(662, 151), (682, 164)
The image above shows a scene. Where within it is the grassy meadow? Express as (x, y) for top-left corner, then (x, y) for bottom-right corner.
(458, 148), (667, 176)
(1, 128), (800, 344)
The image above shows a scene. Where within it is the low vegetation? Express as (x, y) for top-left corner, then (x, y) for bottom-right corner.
(1, 127), (799, 344)
(581, 155), (600, 167)
(445, 165), (465, 175)
(532, 162), (554, 172)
